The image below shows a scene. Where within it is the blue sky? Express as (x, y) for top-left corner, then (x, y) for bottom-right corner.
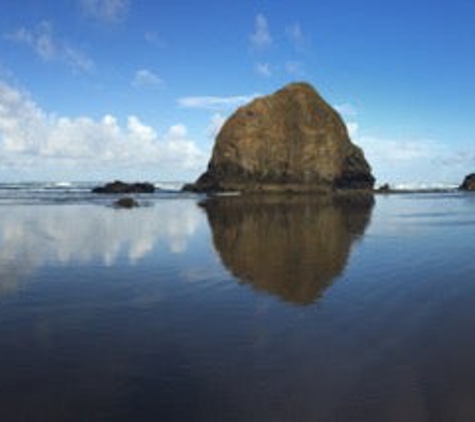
(0, 0), (474, 185)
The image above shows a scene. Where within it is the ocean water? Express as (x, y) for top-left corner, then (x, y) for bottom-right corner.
(1, 184), (475, 421)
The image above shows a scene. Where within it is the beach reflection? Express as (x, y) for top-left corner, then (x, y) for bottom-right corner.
(0, 201), (202, 296)
(203, 194), (374, 305)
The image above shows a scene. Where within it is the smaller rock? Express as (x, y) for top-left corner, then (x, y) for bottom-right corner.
(377, 183), (391, 193)
(460, 174), (475, 191)
(114, 197), (139, 208)
(92, 180), (155, 194)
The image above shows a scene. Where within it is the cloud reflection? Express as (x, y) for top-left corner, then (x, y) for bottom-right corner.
(0, 201), (202, 296)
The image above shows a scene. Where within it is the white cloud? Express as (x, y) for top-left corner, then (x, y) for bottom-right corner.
(285, 61), (305, 77)
(163, 124), (209, 169)
(255, 62), (272, 78)
(5, 22), (94, 73)
(132, 69), (164, 89)
(0, 79), (207, 179)
(353, 131), (470, 185)
(358, 136), (450, 162)
(345, 121), (359, 138)
(286, 22), (305, 50)
(250, 14), (272, 49)
(144, 31), (166, 48)
(335, 103), (358, 118)
(63, 46), (95, 74)
(207, 113), (227, 139)
(177, 94), (259, 110)
(80, 0), (129, 23)
(340, 112), (473, 185)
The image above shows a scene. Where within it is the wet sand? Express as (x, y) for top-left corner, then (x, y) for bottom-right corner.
(0, 192), (475, 421)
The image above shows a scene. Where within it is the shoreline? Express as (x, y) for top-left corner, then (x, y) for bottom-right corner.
(373, 187), (461, 195)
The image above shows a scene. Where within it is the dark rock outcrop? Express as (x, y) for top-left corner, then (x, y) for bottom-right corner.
(92, 180), (155, 194)
(202, 194), (374, 305)
(460, 174), (475, 191)
(114, 197), (139, 208)
(377, 183), (391, 193)
(184, 82), (374, 193)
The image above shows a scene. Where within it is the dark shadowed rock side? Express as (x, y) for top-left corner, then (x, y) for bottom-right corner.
(460, 173), (475, 190)
(92, 180), (155, 194)
(184, 82), (374, 193)
(202, 193), (374, 305)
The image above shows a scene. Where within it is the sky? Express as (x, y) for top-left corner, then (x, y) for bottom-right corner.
(0, 0), (475, 185)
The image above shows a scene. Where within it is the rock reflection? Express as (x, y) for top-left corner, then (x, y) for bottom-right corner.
(203, 194), (374, 305)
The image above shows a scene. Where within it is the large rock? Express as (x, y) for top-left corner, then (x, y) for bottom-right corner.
(184, 82), (374, 193)
(92, 180), (155, 194)
(460, 173), (475, 190)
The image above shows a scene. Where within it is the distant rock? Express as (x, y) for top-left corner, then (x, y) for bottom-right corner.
(460, 173), (475, 191)
(183, 82), (374, 193)
(92, 180), (155, 194)
(114, 197), (139, 208)
(377, 183), (391, 193)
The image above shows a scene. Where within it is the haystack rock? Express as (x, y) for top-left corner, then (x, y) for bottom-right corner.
(184, 82), (374, 193)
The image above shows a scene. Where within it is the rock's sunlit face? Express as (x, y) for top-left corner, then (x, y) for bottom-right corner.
(186, 83), (374, 193)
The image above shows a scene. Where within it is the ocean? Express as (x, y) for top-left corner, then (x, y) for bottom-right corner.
(0, 183), (475, 421)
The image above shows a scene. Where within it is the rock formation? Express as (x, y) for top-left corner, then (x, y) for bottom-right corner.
(202, 194), (374, 305)
(184, 82), (374, 193)
(460, 173), (475, 190)
(92, 181), (155, 194)
(113, 197), (139, 208)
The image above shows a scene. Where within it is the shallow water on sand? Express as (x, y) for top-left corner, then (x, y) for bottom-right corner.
(1, 192), (475, 421)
